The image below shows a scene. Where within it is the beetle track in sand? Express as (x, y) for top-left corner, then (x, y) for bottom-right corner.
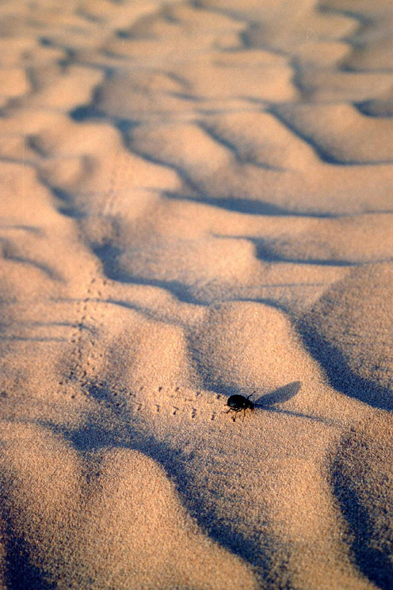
(84, 381), (233, 424)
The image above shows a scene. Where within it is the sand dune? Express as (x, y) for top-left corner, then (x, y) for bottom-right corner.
(0, 0), (392, 588)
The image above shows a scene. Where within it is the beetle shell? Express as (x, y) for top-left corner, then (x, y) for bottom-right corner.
(227, 394), (254, 411)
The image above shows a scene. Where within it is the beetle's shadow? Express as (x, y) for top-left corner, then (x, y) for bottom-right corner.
(250, 381), (338, 426)
(254, 381), (302, 408)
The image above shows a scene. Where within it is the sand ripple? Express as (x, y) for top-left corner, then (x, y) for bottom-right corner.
(0, 0), (392, 587)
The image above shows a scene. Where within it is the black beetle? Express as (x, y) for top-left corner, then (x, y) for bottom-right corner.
(225, 393), (254, 421)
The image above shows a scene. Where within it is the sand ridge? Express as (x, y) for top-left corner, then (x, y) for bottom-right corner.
(0, 0), (392, 587)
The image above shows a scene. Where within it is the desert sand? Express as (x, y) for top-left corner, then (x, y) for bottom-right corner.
(0, 0), (392, 588)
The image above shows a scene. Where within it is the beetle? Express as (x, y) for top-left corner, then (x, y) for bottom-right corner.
(225, 393), (255, 421)
(224, 382), (303, 423)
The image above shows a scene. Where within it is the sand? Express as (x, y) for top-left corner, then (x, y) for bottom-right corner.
(0, 0), (392, 588)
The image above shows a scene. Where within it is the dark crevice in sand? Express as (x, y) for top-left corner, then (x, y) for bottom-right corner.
(212, 234), (366, 266)
(26, 135), (49, 158)
(70, 104), (108, 123)
(318, 4), (371, 32)
(24, 67), (42, 96)
(0, 238), (62, 282)
(0, 226), (43, 235)
(330, 432), (393, 589)
(73, 97), (198, 194)
(316, 3), (370, 72)
(50, 187), (86, 220)
(189, 0), (253, 34)
(92, 242), (205, 305)
(75, 7), (102, 25)
(39, 36), (76, 69)
(198, 120), (285, 171)
(240, 26), (289, 55)
(271, 107), (393, 166)
(168, 92), (199, 103)
(297, 321), (393, 412)
(197, 121), (248, 165)
(1, 256), (61, 281)
(183, 500), (280, 590)
(69, 69), (122, 119)
(339, 64), (393, 75)
(165, 191), (338, 218)
(355, 100), (393, 118)
(246, 297), (289, 314)
(122, 139), (202, 196)
(285, 54), (316, 102)
(0, 480), (56, 589)
(57, 206), (85, 220)
(4, 536), (56, 590)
